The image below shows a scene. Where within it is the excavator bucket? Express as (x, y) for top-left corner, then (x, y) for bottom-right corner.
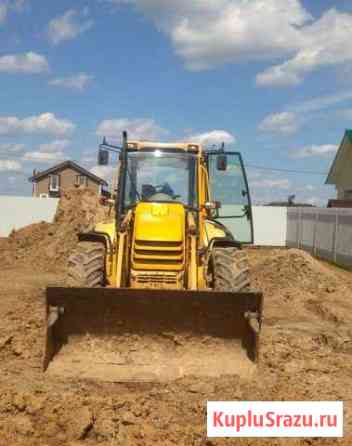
(44, 287), (263, 382)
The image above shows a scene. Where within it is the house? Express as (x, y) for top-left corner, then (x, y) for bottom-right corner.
(28, 160), (108, 198)
(326, 129), (352, 208)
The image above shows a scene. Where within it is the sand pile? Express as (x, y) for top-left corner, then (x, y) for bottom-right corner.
(250, 248), (352, 377)
(2, 189), (111, 271)
(0, 249), (351, 445)
(250, 248), (340, 295)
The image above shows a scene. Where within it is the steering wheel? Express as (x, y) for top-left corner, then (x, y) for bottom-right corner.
(147, 192), (173, 201)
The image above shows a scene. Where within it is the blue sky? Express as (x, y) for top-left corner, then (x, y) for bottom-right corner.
(1, 0), (352, 204)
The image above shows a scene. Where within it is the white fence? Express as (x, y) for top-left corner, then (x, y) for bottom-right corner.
(0, 196), (59, 237)
(218, 205), (287, 246)
(252, 206), (287, 246)
(2, 196), (351, 267)
(0, 197), (287, 246)
(287, 207), (352, 268)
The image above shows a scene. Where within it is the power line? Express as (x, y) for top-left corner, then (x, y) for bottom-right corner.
(244, 163), (328, 176)
(0, 153), (329, 176)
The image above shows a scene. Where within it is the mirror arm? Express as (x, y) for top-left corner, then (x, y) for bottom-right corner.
(215, 213), (247, 219)
(99, 143), (122, 154)
(99, 137), (122, 153)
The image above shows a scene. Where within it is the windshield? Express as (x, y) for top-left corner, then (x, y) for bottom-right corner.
(123, 151), (197, 208)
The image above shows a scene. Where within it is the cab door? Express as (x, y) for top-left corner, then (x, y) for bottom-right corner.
(207, 152), (253, 244)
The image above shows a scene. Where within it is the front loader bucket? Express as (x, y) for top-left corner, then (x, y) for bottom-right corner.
(44, 287), (263, 382)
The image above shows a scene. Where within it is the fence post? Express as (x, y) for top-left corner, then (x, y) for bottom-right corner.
(333, 211), (338, 264)
(297, 208), (302, 249)
(313, 209), (318, 257)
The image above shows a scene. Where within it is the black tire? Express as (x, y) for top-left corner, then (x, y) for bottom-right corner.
(67, 241), (105, 287)
(211, 247), (250, 292)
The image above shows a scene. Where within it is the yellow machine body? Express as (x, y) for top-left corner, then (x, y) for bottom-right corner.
(45, 138), (263, 382)
(95, 142), (228, 291)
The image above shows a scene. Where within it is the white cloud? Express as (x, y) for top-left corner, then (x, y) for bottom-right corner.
(22, 151), (67, 163)
(47, 9), (94, 45)
(8, 175), (17, 185)
(247, 165), (332, 205)
(0, 113), (75, 137)
(0, 160), (22, 172)
(96, 118), (166, 140)
(0, 52), (49, 74)
(338, 108), (352, 120)
(259, 90), (352, 136)
(247, 169), (262, 181)
(112, 0), (310, 71)
(38, 139), (71, 153)
(248, 171), (292, 204)
(290, 144), (338, 159)
(90, 165), (114, 181)
(107, 1), (352, 86)
(81, 149), (113, 187)
(258, 89), (352, 137)
(295, 184), (317, 192)
(21, 139), (71, 164)
(290, 90), (352, 114)
(0, 3), (7, 23)
(188, 130), (235, 146)
(256, 9), (352, 87)
(0, 143), (25, 154)
(258, 112), (298, 134)
(0, 0), (27, 24)
(305, 197), (320, 206)
(256, 65), (302, 87)
(101, 0), (129, 4)
(250, 178), (291, 190)
(80, 149), (98, 166)
(49, 73), (94, 91)
(13, 0), (27, 12)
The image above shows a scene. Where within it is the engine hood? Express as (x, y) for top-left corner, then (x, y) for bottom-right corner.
(134, 202), (185, 243)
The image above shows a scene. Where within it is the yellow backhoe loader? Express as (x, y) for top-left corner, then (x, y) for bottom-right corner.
(44, 132), (263, 382)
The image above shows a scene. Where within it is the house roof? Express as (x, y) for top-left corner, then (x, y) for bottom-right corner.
(325, 129), (352, 185)
(28, 160), (108, 186)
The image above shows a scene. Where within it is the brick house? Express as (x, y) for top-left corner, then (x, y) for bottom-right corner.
(29, 160), (108, 198)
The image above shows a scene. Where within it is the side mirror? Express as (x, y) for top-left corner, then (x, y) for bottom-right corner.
(98, 148), (109, 166)
(217, 154), (227, 171)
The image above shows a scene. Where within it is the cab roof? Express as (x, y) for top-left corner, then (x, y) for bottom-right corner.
(127, 141), (202, 153)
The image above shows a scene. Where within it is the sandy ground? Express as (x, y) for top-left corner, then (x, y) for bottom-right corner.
(0, 245), (351, 445)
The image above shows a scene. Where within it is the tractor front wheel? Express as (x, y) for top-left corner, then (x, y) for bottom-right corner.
(67, 241), (105, 287)
(211, 247), (250, 292)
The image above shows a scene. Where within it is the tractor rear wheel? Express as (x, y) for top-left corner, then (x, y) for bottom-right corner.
(67, 241), (105, 287)
(211, 247), (250, 292)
